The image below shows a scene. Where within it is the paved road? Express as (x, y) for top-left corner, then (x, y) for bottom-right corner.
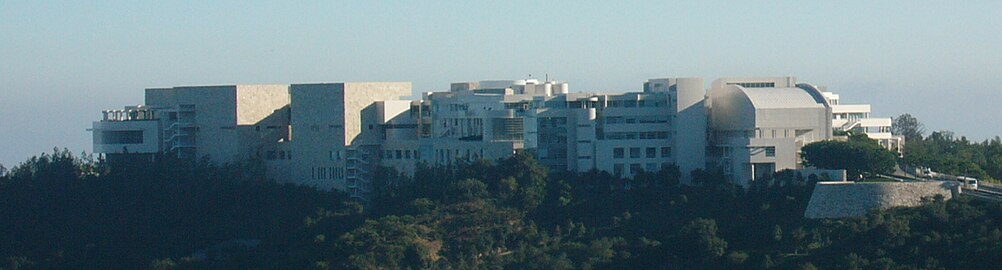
(963, 189), (1002, 201)
(979, 183), (1002, 194)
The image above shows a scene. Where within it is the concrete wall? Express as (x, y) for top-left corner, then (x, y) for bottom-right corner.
(343, 82), (411, 145)
(286, 82), (411, 190)
(709, 85), (756, 131)
(235, 85), (290, 125)
(150, 86), (242, 163)
(804, 181), (956, 219)
(289, 83), (347, 190)
(673, 77), (707, 182)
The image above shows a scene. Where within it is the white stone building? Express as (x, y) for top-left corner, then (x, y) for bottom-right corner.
(822, 91), (904, 154)
(707, 77), (833, 186)
(92, 76), (866, 199)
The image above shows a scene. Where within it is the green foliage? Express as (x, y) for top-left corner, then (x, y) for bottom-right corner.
(892, 114), (1001, 182)
(892, 113), (925, 141)
(681, 218), (728, 259)
(337, 216), (437, 269)
(905, 131), (1002, 182)
(149, 258), (177, 270)
(0, 149), (358, 269)
(3, 147), (1002, 269)
(802, 136), (897, 178)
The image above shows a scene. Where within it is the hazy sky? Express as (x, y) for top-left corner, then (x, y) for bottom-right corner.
(2, 1), (1000, 167)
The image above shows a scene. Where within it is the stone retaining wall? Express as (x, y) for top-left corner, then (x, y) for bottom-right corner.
(804, 181), (955, 219)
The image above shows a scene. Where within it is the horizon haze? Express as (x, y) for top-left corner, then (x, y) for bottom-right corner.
(2, 1), (1001, 166)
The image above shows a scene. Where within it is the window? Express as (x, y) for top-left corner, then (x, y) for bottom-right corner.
(630, 163), (642, 175)
(646, 163), (658, 172)
(613, 148), (624, 159)
(729, 82), (775, 88)
(605, 116), (623, 124)
(630, 147), (641, 158)
(661, 147), (672, 158)
(396, 150), (403, 159)
(765, 147), (776, 157)
(101, 130), (144, 144)
(405, 150), (411, 159)
(646, 147), (657, 158)
(614, 164), (624, 177)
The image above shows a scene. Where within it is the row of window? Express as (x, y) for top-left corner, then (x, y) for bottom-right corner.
(856, 126), (892, 133)
(604, 115), (670, 125)
(605, 99), (668, 108)
(101, 130), (144, 144)
(834, 113), (869, 120)
(384, 149), (419, 160)
(603, 131), (670, 140)
(312, 167), (344, 180)
(613, 147), (672, 159)
(266, 150), (292, 160)
(253, 125), (284, 132)
(537, 117), (568, 128)
(750, 146), (776, 157)
(728, 82), (776, 88)
(612, 162), (671, 177)
(435, 148), (485, 164)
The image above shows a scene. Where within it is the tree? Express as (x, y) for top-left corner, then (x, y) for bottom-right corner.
(150, 258), (177, 270)
(0, 163), (7, 185)
(681, 218), (728, 259)
(892, 113), (924, 141)
(801, 137), (897, 179)
(772, 225), (784, 243)
(790, 227), (808, 254)
(446, 178), (488, 203)
(497, 152), (549, 211)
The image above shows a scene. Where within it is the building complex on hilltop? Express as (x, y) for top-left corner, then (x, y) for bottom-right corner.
(822, 91), (904, 154)
(92, 76), (900, 201)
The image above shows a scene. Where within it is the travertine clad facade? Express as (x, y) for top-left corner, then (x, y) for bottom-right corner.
(92, 76), (866, 201)
(707, 78), (832, 186)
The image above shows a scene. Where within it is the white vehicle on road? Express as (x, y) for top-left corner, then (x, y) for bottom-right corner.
(958, 176), (979, 190)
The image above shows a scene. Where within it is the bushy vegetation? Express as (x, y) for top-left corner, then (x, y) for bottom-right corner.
(0, 149), (361, 269)
(1, 149), (1000, 269)
(895, 113), (1002, 182)
(802, 134), (898, 179)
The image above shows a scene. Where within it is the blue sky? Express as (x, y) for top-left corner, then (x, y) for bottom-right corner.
(1, 1), (1000, 166)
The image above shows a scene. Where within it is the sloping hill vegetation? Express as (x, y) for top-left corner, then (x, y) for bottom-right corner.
(1, 149), (999, 269)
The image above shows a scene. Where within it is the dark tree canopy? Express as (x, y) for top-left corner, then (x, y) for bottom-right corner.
(3, 146), (1002, 269)
(904, 131), (1002, 182)
(892, 113), (925, 141)
(801, 135), (897, 178)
